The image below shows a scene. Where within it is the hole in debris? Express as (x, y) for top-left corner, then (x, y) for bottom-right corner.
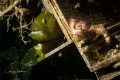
(35, 55), (39, 58)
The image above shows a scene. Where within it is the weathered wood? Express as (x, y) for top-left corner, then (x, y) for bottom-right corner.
(43, 0), (120, 79)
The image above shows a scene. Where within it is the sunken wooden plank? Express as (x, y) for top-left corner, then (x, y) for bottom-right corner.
(42, 0), (120, 79)
(46, 0), (120, 73)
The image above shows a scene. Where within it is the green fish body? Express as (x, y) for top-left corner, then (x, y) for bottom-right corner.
(28, 9), (63, 41)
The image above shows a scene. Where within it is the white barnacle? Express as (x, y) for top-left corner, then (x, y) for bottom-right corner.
(114, 49), (117, 53)
(74, 3), (80, 8)
(77, 40), (84, 48)
(14, 0), (18, 4)
(103, 33), (108, 37)
(116, 44), (119, 48)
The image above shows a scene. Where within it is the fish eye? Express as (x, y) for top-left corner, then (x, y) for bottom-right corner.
(43, 19), (47, 24)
